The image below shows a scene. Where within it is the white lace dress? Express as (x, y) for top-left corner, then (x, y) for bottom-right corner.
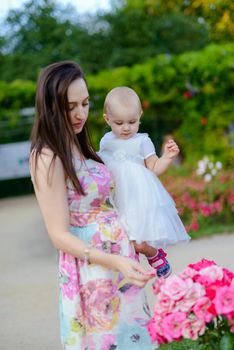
(99, 132), (190, 248)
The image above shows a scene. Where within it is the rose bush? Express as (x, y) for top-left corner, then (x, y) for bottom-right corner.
(147, 259), (234, 349)
(162, 168), (234, 236)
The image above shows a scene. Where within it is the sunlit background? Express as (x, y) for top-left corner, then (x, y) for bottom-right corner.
(0, 2), (234, 349)
(0, 0), (233, 236)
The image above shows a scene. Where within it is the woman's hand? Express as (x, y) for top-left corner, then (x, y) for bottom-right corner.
(112, 255), (155, 288)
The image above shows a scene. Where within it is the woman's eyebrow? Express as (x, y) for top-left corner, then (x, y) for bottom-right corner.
(68, 96), (89, 103)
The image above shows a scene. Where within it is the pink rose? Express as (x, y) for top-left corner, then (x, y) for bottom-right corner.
(179, 267), (197, 280)
(175, 283), (205, 312)
(161, 275), (193, 301)
(147, 318), (167, 345)
(214, 284), (234, 315)
(147, 260), (234, 346)
(193, 297), (214, 323)
(174, 297), (194, 313)
(147, 319), (161, 343)
(206, 280), (229, 301)
(199, 203), (212, 217)
(222, 268), (234, 285)
(191, 220), (199, 231)
(182, 317), (206, 340)
(162, 312), (187, 342)
(188, 259), (216, 272)
(148, 312), (168, 344)
(193, 265), (224, 287)
(194, 274), (213, 287)
(156, 292), (175, 314)
(185, 283), (205, 302)
(155, 333), (167, 345)
(226, 312), (234, 321)
(199, 266), (223, 281)
(153, 277), (165, 294)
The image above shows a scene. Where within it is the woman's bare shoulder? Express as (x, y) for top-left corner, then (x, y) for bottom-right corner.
(30, 147), (59, 166)
(30, 147), (65, 188)
(30, 147), (63, 177)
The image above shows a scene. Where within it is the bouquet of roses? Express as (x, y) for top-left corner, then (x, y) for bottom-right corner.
(147, 259), (234, 349)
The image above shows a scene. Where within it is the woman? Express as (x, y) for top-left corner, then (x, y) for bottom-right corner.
(30, 61), (155, 349)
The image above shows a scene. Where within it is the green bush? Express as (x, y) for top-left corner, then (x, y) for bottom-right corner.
(0, 43), (233, 167)
(0, 80), (36, 143)
(88, 43), (234, 167)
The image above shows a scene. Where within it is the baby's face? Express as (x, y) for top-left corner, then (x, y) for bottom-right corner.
(105, 107), (141, 140)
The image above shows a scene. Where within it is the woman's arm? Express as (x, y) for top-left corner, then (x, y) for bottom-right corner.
(145, 139), (180, 176)
(31, 149), (152, 287)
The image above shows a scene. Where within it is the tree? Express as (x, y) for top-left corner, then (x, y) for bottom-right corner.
(97, 3), (209, 68)
(122, 0), (234, 42)
(1, 0), (231, 82)
(0, 0), (89, 80)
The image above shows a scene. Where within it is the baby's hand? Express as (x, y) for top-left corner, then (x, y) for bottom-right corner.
(164, 139), (180, 159)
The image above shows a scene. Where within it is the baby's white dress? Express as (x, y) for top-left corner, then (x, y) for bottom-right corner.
(99, 132), (190, 248)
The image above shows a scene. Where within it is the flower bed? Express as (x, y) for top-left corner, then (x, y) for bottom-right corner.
(162, 165), (234, 237)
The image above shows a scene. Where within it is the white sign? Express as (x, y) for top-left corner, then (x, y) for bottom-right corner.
(0, 141), (31, 180)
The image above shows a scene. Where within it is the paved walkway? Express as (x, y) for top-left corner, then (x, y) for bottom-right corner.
(1, 194), (233, 350)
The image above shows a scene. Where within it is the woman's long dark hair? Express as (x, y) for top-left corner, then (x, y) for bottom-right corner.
(30, 61), (103, 195)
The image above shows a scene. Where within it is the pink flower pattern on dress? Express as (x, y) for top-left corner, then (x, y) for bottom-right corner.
(59, 253), (79, 300)
(101, 334), (116, 350)
(76, 279), (120, 332)
(59, 159), (153, 349)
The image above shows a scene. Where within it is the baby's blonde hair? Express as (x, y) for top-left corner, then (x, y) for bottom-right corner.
(104, 86), (142, 118)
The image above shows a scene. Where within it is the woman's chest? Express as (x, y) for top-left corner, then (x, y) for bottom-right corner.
(67, 160), (115, 210)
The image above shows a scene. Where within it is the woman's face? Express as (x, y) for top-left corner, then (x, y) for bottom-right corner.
(67, 78), (89, 134)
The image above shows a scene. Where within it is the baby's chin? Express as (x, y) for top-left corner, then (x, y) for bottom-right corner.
(118, 133), (135, 140)
(120, 135), (132, 140)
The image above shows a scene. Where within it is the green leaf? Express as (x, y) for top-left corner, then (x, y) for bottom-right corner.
(219, 333), (234, 350)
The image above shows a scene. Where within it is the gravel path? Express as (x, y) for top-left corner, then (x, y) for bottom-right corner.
(1, 194), (233, 350)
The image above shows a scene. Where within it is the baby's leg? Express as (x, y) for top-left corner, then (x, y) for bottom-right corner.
(133, 241), (172, 278)
(133, 241), (157, 257)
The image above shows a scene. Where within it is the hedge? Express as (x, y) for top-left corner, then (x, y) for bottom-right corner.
(0, 43), (234, 167)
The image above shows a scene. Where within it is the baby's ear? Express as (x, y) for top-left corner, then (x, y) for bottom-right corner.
(103, 113), (110, 125)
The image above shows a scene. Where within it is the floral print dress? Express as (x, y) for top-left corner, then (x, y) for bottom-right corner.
(59, 158), (154, 350)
